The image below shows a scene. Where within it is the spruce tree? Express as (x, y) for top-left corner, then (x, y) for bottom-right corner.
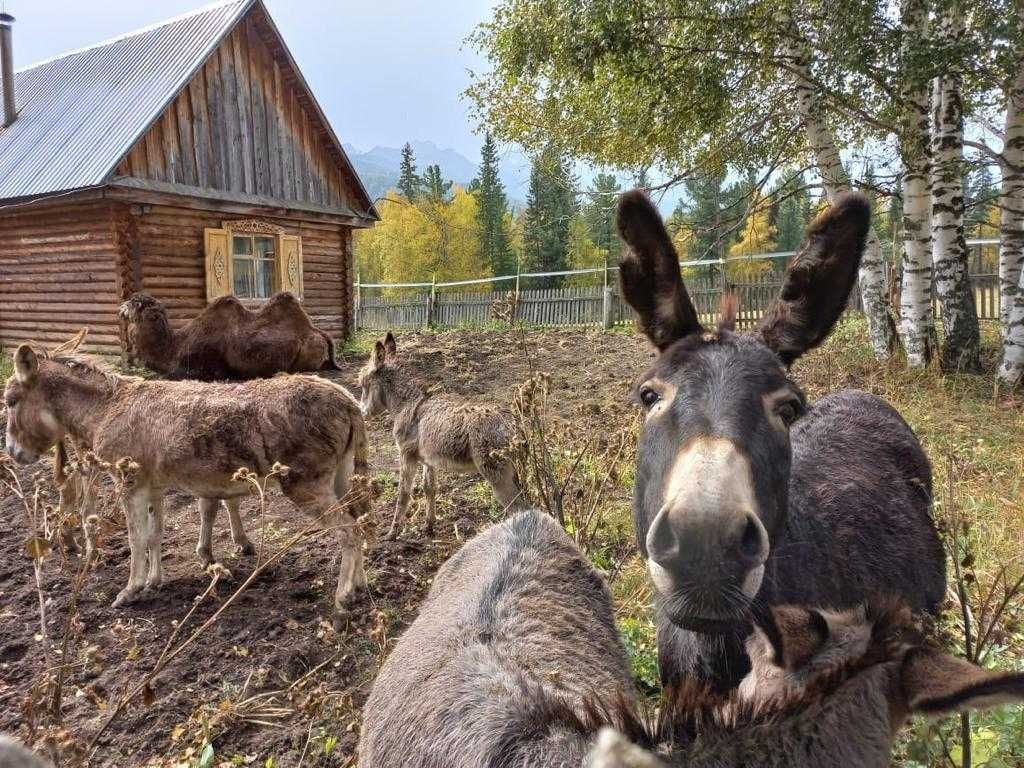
(522, 146), (578, 287)
(421, 165), (453, 204)
(398, 143), (421, 201)
(475, 133), (513, 276)
(583, 173), (621, 257)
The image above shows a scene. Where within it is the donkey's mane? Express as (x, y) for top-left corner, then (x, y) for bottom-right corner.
(656, 595), (922, 746)
(46, 353), (133, 389)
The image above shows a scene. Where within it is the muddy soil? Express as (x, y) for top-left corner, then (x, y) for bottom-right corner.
(0, 327), (653, 767)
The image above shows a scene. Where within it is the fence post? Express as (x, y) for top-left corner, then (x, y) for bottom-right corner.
(513, 261), (521, 322)
(354, 270), (361, 331)
(426, 274), (436, 329)
(602, 260), (612, 329)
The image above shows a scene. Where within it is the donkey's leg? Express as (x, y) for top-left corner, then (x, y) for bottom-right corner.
(422, 464), (437, 535)
(386, 454), (419, 540)
(113, 487), (151, 607)
(225, 498), (254, 555)
(144, 492), (165, 590)
(196, 498), (219, 567)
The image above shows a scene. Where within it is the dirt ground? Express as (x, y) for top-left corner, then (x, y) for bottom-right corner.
(0, 327), (655, 767)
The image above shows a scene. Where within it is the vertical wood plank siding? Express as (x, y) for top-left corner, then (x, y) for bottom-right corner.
(116, 14), (358, 213)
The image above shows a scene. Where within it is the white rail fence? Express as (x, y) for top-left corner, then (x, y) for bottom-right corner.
(354, 239), (1001, 331)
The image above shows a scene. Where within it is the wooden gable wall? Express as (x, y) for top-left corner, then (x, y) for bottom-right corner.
(113, 10), (362, 213)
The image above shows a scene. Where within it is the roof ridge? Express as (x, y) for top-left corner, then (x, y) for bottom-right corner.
(16, 0), (249, 74)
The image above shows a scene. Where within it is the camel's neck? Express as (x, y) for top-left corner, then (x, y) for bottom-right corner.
(134, 317), (179, 372)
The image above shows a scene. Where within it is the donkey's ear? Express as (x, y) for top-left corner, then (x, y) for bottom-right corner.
(760, 605), (830, 670)
(370, 341), (387, 369)
(383, 332), (397, 358)
(617, 189), (702, 350)
(756, 192), (871, 366)
(13, 345), (39, 383)
(903, 649), (1024, 716)
(50, 328), (87, 357)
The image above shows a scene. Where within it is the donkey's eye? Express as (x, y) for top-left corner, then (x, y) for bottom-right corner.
(776, 400), (800, 426)
(639, 386), (661, 409)
(4, 395), (16, 408)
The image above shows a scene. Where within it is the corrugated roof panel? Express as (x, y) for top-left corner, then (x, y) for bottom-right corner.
(0, 0), (252, 200)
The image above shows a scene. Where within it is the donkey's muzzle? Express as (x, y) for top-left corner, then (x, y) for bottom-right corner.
(644, 437), (770, 622)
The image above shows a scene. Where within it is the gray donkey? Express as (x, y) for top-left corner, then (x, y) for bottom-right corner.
(358, 509), (641, 767)
(359, 511), (1024, 768)
(358, 332), (524, 539)
(591, 598), (1024, 768)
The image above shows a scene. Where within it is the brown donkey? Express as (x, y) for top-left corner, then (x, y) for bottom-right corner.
(591, 598), (1024, 768)
(3, 335), (371, 614)
(358, 332), (524, 539)
(616, 190), (945, 690)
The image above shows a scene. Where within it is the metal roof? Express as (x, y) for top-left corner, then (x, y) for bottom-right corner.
(0, 0), (376, 219)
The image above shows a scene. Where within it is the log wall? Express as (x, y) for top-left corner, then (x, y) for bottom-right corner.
(113, 11), (364, 214)
(0, 201), (124, 353)
(134, 205), (351, 340)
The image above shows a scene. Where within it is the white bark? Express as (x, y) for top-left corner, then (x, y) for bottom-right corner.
(899, 0), (934, 368)
(930, 11), (980, 373)
(781, 27), (896, 359)
(997, 56), (1024, 386)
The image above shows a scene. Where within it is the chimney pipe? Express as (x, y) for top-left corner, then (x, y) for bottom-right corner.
(0, 12), (15, 127)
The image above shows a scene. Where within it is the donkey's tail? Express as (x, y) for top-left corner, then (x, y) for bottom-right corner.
(319, 330), (341, 371)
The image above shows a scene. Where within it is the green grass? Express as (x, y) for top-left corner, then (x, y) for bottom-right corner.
(0, 354), (12, 382)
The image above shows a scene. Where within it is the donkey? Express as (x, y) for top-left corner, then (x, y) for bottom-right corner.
(358, 332), (525, 539)
(358, 508), (641, 767)
(119, 291), (339, 381)
(615, 189), (946, 690)
(3, 335), (371, 614)
(591, 597), (1024, 768)
(0, 737), (52, 768)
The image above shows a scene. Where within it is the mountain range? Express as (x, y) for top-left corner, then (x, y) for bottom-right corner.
(342, 140), (531, 208)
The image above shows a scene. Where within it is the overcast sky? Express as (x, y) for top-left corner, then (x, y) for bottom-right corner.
(4, 0), (497, 158)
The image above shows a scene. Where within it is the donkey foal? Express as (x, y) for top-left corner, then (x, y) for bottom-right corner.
(358, 332), (524, 539)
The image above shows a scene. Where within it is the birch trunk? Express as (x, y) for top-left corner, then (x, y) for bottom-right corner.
(997, 56), (1024, 386)
(930, 12), (980, 373)
(898, 0), (935, 368)
(781, 28), (896, 359)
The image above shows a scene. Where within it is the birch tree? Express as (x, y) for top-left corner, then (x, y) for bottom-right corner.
(997, 55), (1024, 386)
(898, 0), (936, 368)
(930, 8), (981, 372)
(779, 15), (896, 358)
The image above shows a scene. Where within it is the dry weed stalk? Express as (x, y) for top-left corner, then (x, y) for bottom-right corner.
(939, 452), (1024, 768)
(86, 466), (377, 763)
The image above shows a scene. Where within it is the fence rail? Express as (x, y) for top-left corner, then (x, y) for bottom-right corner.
(355, 240), (1001, 331)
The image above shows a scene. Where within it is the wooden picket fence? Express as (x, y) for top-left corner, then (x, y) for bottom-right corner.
(355, 240), (1001, 331)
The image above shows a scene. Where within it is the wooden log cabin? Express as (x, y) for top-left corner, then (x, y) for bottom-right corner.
(0, 0), (377, 356)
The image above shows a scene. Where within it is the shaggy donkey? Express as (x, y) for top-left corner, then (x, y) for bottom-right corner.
(616, 189), (945, 690)
(0, 737), (52, 768)
(119, 291), (339, 380)
(591, 598), (1024, 768)
(3, 335), (371, 613)
(358, 332), (524, 539)
(358, 509), (641, 767)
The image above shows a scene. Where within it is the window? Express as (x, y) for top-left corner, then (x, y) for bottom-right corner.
(204, 222), (304, 303)
(232, 235), (277, 299)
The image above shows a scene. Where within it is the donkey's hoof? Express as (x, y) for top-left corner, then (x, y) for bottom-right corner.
(143, 580), (162, 593)
(236, 540), (256, 556)
(112, 587), (141, 607)
(196, 549), (214, 568)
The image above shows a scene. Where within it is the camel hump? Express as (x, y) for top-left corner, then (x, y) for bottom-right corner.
(258, 291), (313, 327)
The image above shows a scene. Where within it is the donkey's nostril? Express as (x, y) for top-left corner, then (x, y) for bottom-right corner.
(646, 507), (679, 566)
(735, 512), (768, 566)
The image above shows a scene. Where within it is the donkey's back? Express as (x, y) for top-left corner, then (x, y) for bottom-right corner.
(359, 510), (637, 768)
(779, 389), (944, 611)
